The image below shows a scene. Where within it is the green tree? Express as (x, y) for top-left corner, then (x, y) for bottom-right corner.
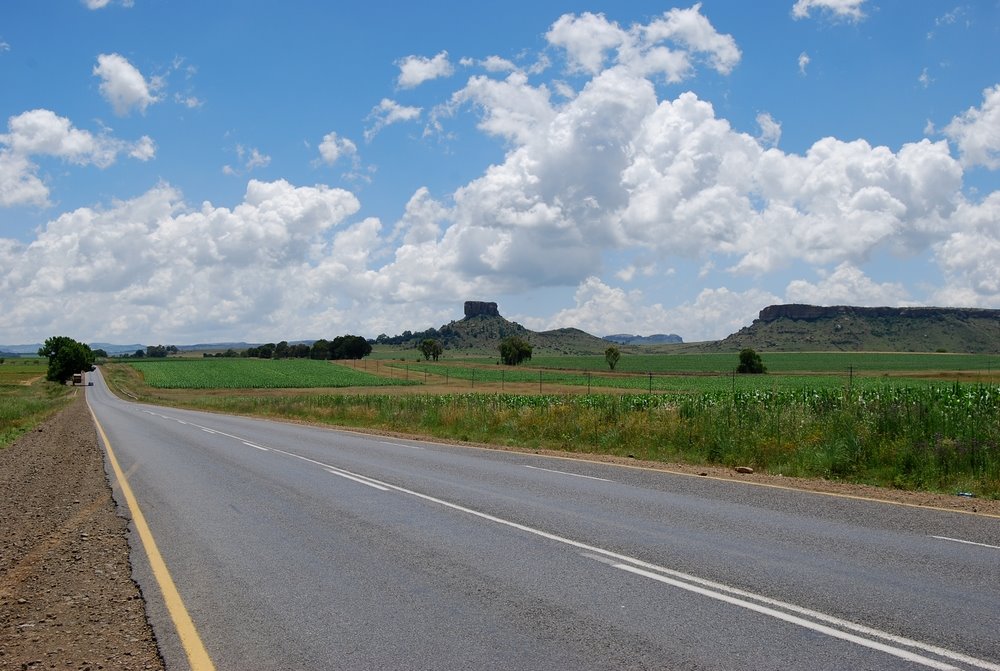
(736, 348), (766, 374)
(499, 336), (533, 366)
(330, 335), (372, 360)
(38, 336), (95, 384)
(419, 339), (443, 361)
(605, 345), (621, 370)
(310, 339), (331, 360)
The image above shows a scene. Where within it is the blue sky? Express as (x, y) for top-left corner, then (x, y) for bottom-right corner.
(1, 0), (999, 345)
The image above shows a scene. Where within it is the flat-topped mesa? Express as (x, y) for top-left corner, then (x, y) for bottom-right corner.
(464, 301), (500, 318)
(757, 304), (1000, 322)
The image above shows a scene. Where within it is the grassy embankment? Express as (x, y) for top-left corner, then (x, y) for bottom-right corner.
(0, 358), (75, 448)
(105, 352), (1000, 498)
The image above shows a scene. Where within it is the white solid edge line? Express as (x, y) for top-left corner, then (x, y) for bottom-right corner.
(324, 468), (390, 491)
(380, 441), (424, 449)
(931, 536), (1000, 550)
(611, 562), (960, 670)
(312, 465), (1000, 671)
(523, 464), (611, 482)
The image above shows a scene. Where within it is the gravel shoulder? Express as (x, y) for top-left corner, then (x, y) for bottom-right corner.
(0, 391), (163, 671)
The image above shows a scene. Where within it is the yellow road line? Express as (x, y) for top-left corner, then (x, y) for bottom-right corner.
(88, 403), (216, 671)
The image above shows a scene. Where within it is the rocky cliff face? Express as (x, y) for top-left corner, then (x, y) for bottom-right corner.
(464, 301), (500, 318)
(714, 304), (1000, 353)
(757, 304), (1000, 322)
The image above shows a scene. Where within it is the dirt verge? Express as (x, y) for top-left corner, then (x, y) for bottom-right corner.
(0, 392), (163, 671)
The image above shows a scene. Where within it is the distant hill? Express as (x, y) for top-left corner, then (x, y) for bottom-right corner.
(604, 333), (683, 346)
(380, 301), (615, 356)
(710, 304), (1000, 354)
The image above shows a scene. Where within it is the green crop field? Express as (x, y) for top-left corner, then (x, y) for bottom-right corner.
(527, 352), (1000, 374)
(128, 358), (416, 389)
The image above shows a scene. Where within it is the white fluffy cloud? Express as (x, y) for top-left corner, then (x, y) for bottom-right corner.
(0, 179), (363, 341)
(785, 262), (911, 306)
(0, 109), (154, 206)
(93, 53), (160, 116)
(530, 278), (780, 341)
(396, 51), (454, 89)
(317, 132), (358, 166)
(944, 84), (1000, 169)
(364, 99), (422, 142)
(791, 0), (867, 22)
(546, 5), (739, 82)
(6, 5), (999, 344)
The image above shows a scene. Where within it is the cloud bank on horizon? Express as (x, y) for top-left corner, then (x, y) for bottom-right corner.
(1, 1), (998, 344)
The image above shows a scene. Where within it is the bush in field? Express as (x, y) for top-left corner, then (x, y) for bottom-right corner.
(499, 336), (532, 366)
(419, 339), (443, 361)
(605, 346), (621, 370)
(736, 348), (766, 374)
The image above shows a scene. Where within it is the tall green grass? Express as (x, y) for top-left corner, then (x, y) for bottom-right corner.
(177, 382), (999, 498)
(0, 380), (73, 447)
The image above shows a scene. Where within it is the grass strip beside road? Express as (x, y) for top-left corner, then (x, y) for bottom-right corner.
(159, 386), (1000, 500)
(0, 359), (74, 448)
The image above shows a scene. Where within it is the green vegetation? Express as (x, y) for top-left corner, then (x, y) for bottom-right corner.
(127, 358), (415, 389)
(605, 346), (620, 370)
(38, 336), (95, 383)
(174, 384), (1000, 498)
(499, 335), (533, 365)
(99, 351), (999, 498)
(0, 358), (73, 447)
(736, 348), (766, 374)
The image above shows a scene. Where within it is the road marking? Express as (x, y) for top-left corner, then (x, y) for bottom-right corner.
(610, 560), (962, 670)
(380, 440), (424, 449)
(324, 467), (390, 491)
(260, 458), (998, 671)
(931, 536), (1000, 550)
(523, 464), (611, 482)
(242, 441), (269, 451)
(87, 404), (215, 671)
(114, 400), (997, 668)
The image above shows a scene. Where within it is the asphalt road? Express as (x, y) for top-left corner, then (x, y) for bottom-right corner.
(85, 369), (1000, 671)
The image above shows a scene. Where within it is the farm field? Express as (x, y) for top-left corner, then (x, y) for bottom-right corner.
(100, 353), (999, 499)
(127, 358), (416, 389)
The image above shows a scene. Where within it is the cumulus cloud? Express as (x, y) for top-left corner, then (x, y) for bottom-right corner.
(83, 0), (133, 8)
(364, 98), (422, 142)
(0, 179), (363, 342)
(317, 132), (357, 166)
(944, 84), (1000, 169)
(545, 5), (740, 82)
(93, 53), (160, 116)
(222, 145), (270, 176)
(0, 109), (153, 206)
(798, 52), (810, 75)
(532, 280), (779, 342)
(756, 112), (781, 148)
(791, 0), (867, 22)
(396, 51), (454, 89)
(785, 262), (911, 306)
(931, 192), (1000, 305)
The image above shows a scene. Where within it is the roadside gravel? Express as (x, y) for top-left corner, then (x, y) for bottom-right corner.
(0, 392), (163, 671)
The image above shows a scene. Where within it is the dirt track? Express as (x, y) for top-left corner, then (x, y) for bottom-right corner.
(0, 392), (162, 670)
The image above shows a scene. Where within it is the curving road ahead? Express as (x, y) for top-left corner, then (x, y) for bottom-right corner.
(86, 368), (1000, 671)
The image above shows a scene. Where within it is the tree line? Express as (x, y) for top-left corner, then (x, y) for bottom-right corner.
(243, 336), (372, 360)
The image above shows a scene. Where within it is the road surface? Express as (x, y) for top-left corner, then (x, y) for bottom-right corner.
(85, 369), (1000, 670)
